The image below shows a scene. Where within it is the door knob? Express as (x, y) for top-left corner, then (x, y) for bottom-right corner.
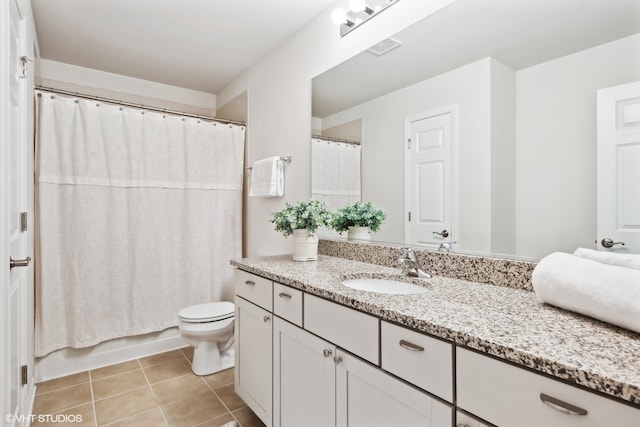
(432, 229), (449, 238)
(600, 238), (625, 249)
(10, 256), (31, 270)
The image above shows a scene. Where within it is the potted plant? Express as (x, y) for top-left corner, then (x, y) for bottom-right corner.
(331, 201), (387, 241)
(270, 199), (333, 261)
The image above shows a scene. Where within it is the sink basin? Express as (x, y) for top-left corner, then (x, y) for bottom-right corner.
(340, 277), (429, 295)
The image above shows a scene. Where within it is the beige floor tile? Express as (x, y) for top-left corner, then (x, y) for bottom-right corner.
(162, 393), (228, 427)
(31, 402), (95, 427)
(179, 346), (194, 362)
(92, 369), (147, 400)
(94, 387), (158, 426)
(195, 413), (236, 427)
(152, 374), (212, 405)
(203, 368), (234, 390)
(33, 382), (92, 414)
(143, 358), (192, 384)
(139, 349), (187, 367)
(214, 384), (245, 412)
(36, 372), (90, 394)
(103, 407), (168, 427)
(91, 359), (140, 380)
(232, 407), (265, 427)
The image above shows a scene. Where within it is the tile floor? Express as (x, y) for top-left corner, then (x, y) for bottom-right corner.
(32, 347), (265, 427)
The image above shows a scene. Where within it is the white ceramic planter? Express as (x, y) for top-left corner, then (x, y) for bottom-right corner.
(291, 229), (319, 261)
(347, 226), (371, 241)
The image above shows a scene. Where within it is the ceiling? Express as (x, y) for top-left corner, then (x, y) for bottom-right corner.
(313, 0), (640, 117)
(31, 0), (338, 94)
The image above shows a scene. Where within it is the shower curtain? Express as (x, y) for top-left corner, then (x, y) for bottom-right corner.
(311, 137), (361, 238)
(34, 91), (245, 357)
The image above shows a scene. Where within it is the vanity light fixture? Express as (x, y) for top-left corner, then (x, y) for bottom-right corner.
(332, 0), (400, 37)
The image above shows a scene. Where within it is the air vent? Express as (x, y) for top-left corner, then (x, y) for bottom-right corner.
(367, 38), (402, 56)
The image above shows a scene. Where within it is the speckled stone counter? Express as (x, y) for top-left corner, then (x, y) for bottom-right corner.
(230, 254), (640, 407)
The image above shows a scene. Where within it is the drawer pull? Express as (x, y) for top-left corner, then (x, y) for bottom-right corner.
(323, 349), (333, 358)
(399, 339), (424, 352)
(244, 280), (256, 286)
(263, 315), (271, 322)
(278, 292), (292, 299)
(539, 393), (588, 416)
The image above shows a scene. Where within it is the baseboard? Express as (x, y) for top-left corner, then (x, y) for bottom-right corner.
(35, 327), (186, 382)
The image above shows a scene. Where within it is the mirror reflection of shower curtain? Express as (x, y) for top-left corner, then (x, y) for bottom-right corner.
(34, 91), (245, 356)
(311, 138), (361, 238)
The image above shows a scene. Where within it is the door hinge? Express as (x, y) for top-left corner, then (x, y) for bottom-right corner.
(408, 211), (411, 222)
(20, 212), (28, 232)
(20, 56), (33, 79)
(21, 365), (28, 385)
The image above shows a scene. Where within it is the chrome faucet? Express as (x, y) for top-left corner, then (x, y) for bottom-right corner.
(397, 247), (431, 278)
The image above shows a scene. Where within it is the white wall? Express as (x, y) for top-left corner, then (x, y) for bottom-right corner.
(218, 0), (457, 257)
(516, 33), (640, 258)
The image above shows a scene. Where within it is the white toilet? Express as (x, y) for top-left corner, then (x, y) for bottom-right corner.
(178, 301), (235, 376)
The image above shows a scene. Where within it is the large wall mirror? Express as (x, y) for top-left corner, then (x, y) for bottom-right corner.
(311, 0), (640, 259)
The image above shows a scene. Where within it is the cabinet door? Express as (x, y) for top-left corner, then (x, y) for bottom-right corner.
(235, 296), (272, 427)
(335, 349), (452, 427)
(273, 317), (335, 427)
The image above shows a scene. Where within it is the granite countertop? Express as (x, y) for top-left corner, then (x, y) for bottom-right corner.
(231, 254), (640, 407)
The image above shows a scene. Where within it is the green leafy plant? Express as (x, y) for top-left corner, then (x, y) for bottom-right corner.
(270, 199), (333, 237)
(331, 201), (387, 233)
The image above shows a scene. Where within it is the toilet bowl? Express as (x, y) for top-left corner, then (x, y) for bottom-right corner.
(178, 301), (235, 376)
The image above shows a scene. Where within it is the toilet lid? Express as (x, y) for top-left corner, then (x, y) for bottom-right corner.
(178, 301), (235, 322)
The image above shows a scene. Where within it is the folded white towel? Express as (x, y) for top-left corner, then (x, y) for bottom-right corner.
(532, 252), (640, 333)
(573, 247), (640, 270)
(249, 156), (284, 197)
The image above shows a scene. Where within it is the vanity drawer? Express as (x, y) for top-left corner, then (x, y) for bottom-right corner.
(235, 270), (273, 311)
(381, 321), (453, 402)
(457, 348), (640, 427)
(273, 282), (302, 327)
(304, 294), (379, 365)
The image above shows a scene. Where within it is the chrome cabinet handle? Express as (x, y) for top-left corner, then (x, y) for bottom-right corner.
(323, 349), (333, 358)
(263, 315), (271, 322)
(539, 393), (587, 416)
(244, 280), (255, 286)
(10, 256), (31, 270)
(333, 355), (343, 365)
(399, 339), (424, 352)
(433, 229), (449, 238)
(278, 292), (292, 299)
(456, 424), (470, 427)
(600, 238), (625, 249)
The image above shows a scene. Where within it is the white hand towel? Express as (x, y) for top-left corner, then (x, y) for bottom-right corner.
(532, 252), (640, 333)
(573, 247), (640, 270)
(249, 156), (284, 197)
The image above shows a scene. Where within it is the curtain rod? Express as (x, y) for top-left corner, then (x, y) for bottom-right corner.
(35, 86), (246, 126)
(312, 134), (361, 145)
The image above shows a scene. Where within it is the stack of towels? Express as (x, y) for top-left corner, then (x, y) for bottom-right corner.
(532, 248), (640, 333)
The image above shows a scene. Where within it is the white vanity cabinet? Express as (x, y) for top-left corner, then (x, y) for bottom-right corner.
(273, 314), (452, 427)
(234, 270), (273, 427)
(456, 348), (640, 427)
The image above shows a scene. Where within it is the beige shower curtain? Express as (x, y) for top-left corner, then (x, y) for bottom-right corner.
(34, 91), (245, 357)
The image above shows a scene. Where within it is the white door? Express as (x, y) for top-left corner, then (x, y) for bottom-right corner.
(335, 349), (452, 427)
(234, 296), (273, 427)
(273, 317), (335, 427)
(404, 109), (454, 248)
(597, 81), (640, 253)
(2, 0), (34, 425)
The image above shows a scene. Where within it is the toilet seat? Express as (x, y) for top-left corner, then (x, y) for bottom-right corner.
(179, 302), (234, 323)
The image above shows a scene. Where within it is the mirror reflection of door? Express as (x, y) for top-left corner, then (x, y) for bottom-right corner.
(597, 81), (640, 253)
(404, 108), (455, 248)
